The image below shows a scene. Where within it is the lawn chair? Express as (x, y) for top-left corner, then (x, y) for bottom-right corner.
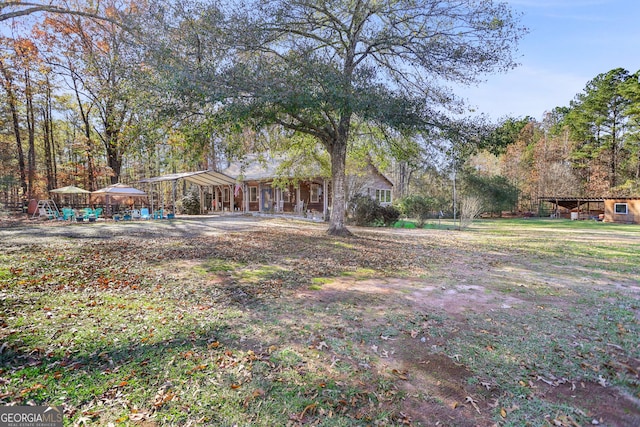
(140, 208), (151, 220)
(62, 208), (75, 221)
(94, 207), (103, 218)
(154, 209), (164, 219)
(131, 209), (141, 220)
(85, 208), (97, 222)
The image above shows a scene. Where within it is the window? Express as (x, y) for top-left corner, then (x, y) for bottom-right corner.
(310, 184), (320, 203)
(249, 186), (258, 203)
(374, 189), (391, 204)
(614, 203), (628, 214)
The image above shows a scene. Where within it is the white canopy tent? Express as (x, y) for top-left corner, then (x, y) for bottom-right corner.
(91, 183), (147, 217)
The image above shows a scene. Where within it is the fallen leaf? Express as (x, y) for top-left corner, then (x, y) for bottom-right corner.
(316, 341), (328, 350)
(465, 396), (481, 414)
(391, 369), (408, 380)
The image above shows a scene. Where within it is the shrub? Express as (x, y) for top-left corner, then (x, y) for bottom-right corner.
(349, 195), (382, 226)
(398, 195), (436, 227)
(459, 195), (483, 229)
(380, 205), (401, 226)
(348, 195), (401, 227)
(181, 187), (200, 215)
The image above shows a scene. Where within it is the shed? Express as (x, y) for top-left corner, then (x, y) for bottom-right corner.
(603, 198), (640, 224)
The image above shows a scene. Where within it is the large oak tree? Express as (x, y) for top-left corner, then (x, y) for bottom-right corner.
(209, 0), (525, 235)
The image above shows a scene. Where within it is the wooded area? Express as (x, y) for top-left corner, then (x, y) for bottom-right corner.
(1, 1), (639, 228)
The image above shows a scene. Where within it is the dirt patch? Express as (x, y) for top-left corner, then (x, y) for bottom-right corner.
(297, 276), (640, 426)
(537, 382), (640, 427)
(386, 336), (498, 427)
(298, 276), (527, 317)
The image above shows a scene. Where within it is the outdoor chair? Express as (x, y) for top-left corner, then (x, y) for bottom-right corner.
(62, 208), (75, 221)
(131, 209), (141, 220)
(94, 208), (103, 218)
(85, 208), (97, 222)
(154, 209), (164, 219)
(140, 208), (151, 220)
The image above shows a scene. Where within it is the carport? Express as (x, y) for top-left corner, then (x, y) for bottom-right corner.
(139, 170), (239, 215)
(538, 197), (605, 219)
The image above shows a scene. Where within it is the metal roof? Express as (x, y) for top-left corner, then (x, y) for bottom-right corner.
(139, 170), (237, 187)
(538, 197), (604, 210)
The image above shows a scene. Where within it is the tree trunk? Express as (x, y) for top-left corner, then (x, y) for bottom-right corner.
(25, 68), (36, 198)
(326, 130), (352, 237)
(42, 106), (55, 191)
(70, 68), (96, 190)
(0, 60), (28, 197)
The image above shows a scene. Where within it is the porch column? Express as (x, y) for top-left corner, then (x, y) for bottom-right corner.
(244, 184), (249, 212)
(230, 184), (235, 212)
(172, 180), (177, 215)
(296, 185), (301, 214)
(258, 183), (263, 212)
(323, 178), (328, 220)
(199, 186), (204, 214)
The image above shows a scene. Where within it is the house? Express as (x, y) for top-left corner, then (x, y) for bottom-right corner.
(220, 155), (394, 219)
(139, 155), (394, 218)
(603, 198), (640, 224)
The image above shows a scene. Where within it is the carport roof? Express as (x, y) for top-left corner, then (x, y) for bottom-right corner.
(538, 197), (604, 210)
(139, 170), (237, 187)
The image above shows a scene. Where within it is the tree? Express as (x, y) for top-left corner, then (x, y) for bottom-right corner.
(0, 53), (28, 198)
(157, 0), (525, 235)
(1, 1), (122, 23)
(565, 68), (635, 190)
(462, 170), (519, 216)
(41, 0), (145, 184)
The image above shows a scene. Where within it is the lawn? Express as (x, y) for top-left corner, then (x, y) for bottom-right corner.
(0, 216), (638, 426)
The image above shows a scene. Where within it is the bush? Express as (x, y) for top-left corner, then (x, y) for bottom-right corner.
(398, 195), (436, 227)
(459, 195), (483, 229)
(348, 195), (399, 227)
(349, 195), (381, 226)
(380, 205), (400, 226)
(181, 188), (200, 215)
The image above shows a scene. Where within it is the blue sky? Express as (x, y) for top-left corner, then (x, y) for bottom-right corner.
(457, 0), (640, 121)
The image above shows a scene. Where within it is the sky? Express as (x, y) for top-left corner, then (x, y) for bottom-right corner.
(456, 0), (640, 121)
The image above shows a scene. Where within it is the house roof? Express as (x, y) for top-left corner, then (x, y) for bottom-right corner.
(221, 155), (324, 182)
(222, 154), (395, 187)
(139, 155), (394, 188)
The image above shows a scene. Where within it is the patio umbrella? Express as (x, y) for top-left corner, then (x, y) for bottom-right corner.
(49, 185), (90, 194)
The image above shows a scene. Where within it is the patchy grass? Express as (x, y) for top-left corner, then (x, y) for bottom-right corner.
(0, 217), (638, 426)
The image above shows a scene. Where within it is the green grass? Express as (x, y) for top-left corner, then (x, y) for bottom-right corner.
(0, 218), (638, 426)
